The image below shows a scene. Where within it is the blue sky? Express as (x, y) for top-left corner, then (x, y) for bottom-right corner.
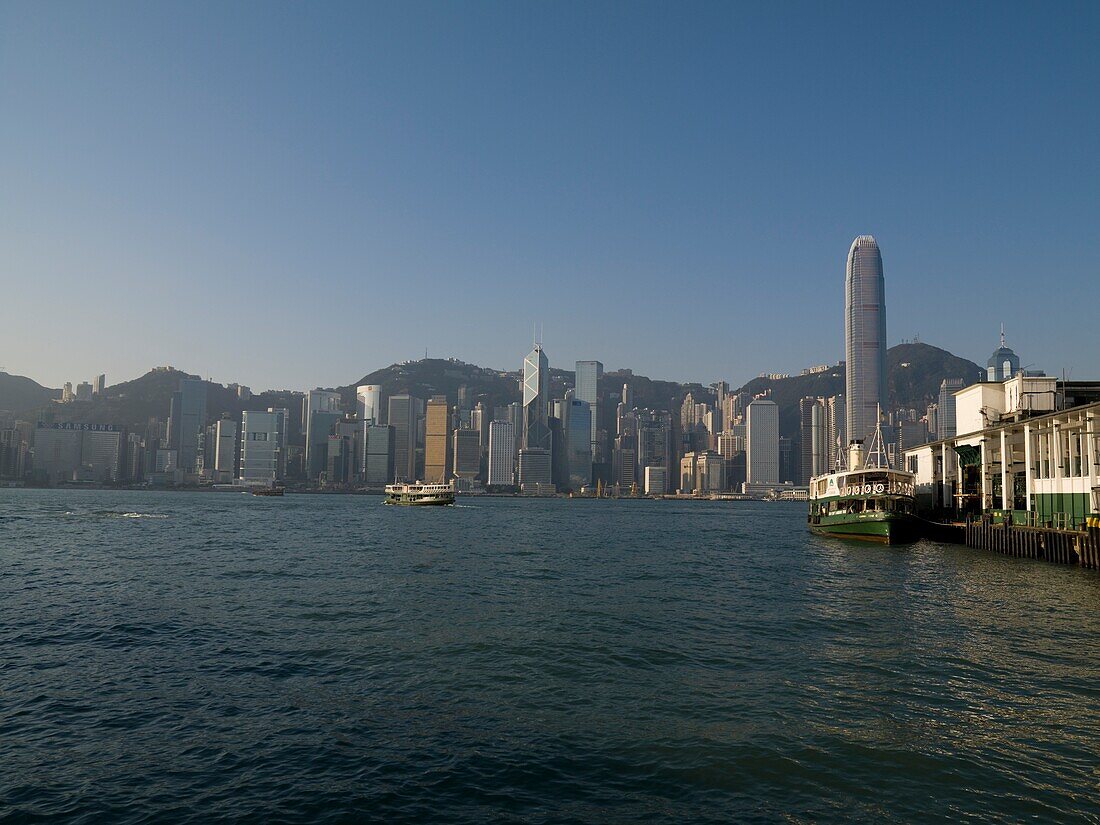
(2, 1), (1097, 391)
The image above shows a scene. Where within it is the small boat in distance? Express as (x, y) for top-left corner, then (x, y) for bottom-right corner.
(385, 481), (455, 506)
(807, 417), (919, 545)
(252, 487), (285, 497)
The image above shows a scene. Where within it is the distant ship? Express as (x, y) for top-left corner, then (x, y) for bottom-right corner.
(807, 421), (919, 544)
(251, 487), (285, 497)
(384, 481), (455, 506)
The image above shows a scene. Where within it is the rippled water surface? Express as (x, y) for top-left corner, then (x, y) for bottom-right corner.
(2, 489), (1099, 823)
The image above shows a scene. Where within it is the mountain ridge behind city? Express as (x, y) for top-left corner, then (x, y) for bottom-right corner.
(1, 342), (984, 441)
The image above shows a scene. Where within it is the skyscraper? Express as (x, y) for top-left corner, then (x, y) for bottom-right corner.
(214, 418), (237, 479)
(574, 360), (603, 452)
(746, 399), (779, 484)
(239, 408), (287, 485)
(356, 385), (382, 423)
(986, 326), (1020, 382)
(636, 410), (671, 489)
(523, 345), (551, 451)
(452, 428), (480, 482)
(565, 397), (592, 491)
(304, 390), (341, 478)
(845, 235), (887, 446)
(387, 394), (418, 481)
(487, 420), (516, 487)
(361, 423), (394, 485)
(171, 378), (208, 472)
(92, 374), (105, 395)
(424, 395), (452, 482)
(937, 378), (965, 440)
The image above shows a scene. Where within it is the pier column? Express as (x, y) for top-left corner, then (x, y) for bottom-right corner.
(1087, 414), (1097, 514)
(939, 442), (947, 511)
(1000, 429), (1010, 512)
(1053, 423), (1063, 482)
(1024, 423), (1033, 516)
(980, 439), (989, 514)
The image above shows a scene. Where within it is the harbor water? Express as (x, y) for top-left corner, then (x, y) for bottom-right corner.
(2, 489), (1098, 823)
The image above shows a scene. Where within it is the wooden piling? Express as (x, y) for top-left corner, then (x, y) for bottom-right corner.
(959, 515), (1098, 571)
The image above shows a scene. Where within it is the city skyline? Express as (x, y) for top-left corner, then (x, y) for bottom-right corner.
(2, 3), (1099, 390)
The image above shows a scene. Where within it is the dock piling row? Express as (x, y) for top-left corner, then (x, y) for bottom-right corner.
(964, 518), (1100, 570)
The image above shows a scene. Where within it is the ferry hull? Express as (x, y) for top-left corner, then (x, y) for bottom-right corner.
(809, 513), (921, 545)
(384, 496), (454, 506)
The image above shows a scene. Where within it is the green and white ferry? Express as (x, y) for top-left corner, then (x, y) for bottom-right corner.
(807, 424), (920, 544)
(384, 481), (455, 506)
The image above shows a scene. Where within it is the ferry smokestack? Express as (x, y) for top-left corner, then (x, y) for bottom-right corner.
(848, 440), (865, 471)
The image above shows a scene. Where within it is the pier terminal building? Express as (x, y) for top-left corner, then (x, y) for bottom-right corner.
(904, 374), (1100, 529)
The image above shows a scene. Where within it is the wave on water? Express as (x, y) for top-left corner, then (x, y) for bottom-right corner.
(117, 512), (169, 519)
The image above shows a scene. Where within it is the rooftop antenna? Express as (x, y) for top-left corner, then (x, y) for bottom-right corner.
(1000, 322), (1006, 348)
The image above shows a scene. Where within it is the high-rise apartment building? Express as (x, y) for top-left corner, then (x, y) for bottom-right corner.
(239, 408), (288, 485)
(457, 385), (472, 410)
(746, 398), (779, 485)
(92, 374), (105, 395)
(487, 420), (516, 487)
(424, 395), (452, 483)
(799, 395), (845, 482)
(799, 397), (819, 485)
(845, 235), (887, 446)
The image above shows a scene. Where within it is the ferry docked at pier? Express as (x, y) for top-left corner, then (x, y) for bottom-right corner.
(807, 422), (919, 544)
(384, 481), (455, 506)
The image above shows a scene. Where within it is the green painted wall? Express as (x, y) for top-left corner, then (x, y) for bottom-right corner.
(1033, 492), (1090, 528)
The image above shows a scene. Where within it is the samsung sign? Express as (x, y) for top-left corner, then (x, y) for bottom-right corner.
(37, 422), (118, 432)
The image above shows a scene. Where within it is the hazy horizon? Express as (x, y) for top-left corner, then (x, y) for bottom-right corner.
(3, 2), (1098, 391)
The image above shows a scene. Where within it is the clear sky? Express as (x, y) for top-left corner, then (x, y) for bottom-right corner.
(2, 1), (1098, 391)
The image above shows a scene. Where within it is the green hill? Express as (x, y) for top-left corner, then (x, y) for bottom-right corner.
(0, 372), (60, 417)
(738, 343), (982, 440)
(8, 343), (982, 450)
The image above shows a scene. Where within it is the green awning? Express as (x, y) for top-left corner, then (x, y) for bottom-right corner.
(954, 445), (981, 466)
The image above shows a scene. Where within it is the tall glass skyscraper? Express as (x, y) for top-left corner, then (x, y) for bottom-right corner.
(845, 235), (887, 446)
(565, 398), (592, 490)
(574, 360), (603, 450)
(523, 345), (551, 451)
(387, 394), (418, 482)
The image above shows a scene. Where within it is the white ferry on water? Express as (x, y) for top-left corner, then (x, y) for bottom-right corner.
(384, 481), (455, 506)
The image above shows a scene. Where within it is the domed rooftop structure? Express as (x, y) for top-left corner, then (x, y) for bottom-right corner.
(987, 324), (1020, 381)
